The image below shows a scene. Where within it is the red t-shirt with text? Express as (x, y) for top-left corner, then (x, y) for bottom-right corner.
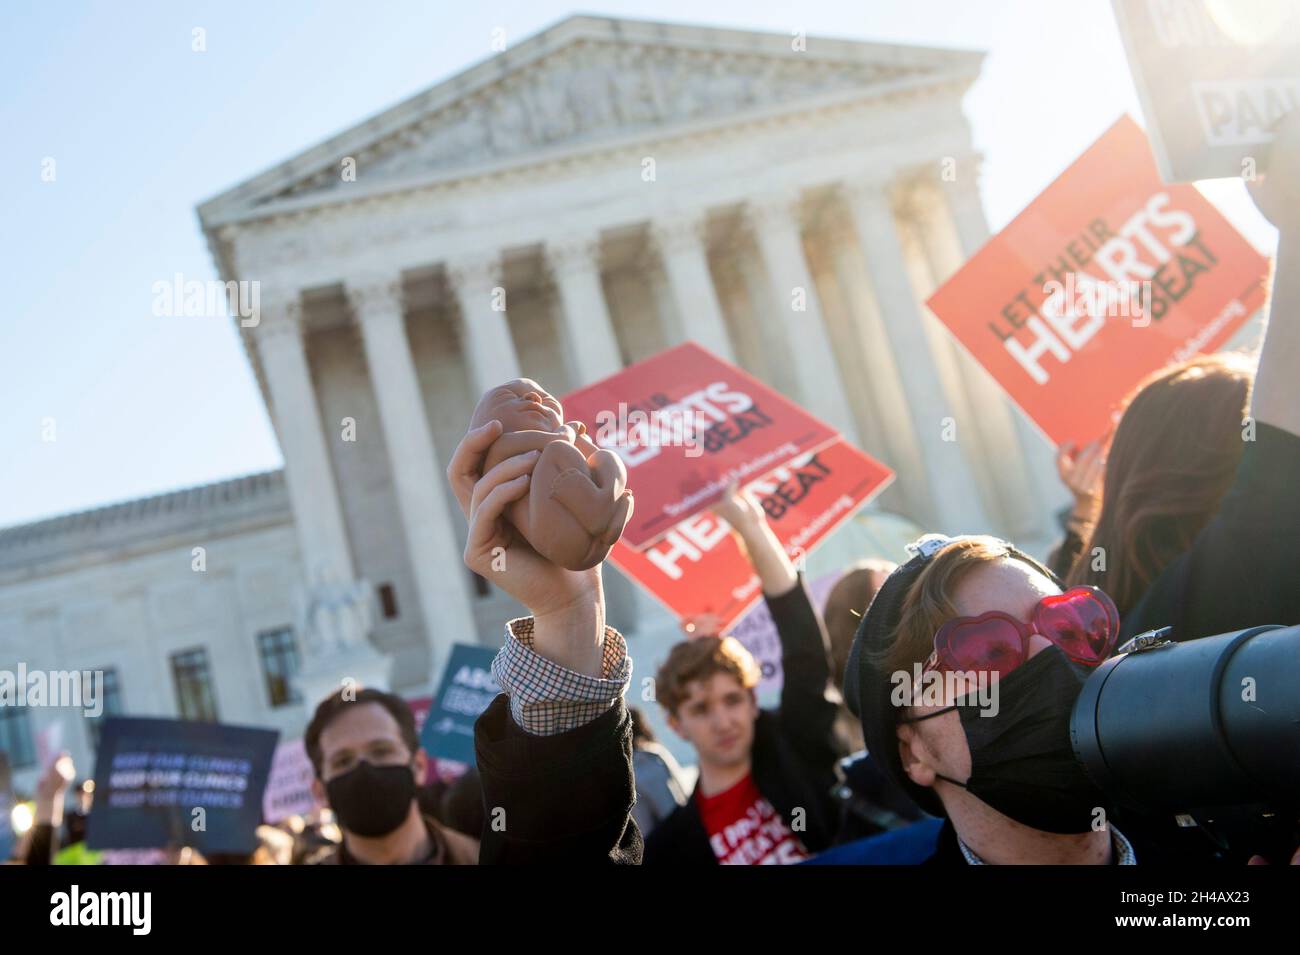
(696, 773), (810, 865)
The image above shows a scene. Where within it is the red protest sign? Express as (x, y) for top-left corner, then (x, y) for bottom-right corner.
(560, 342), (839, 550)
(608, 439), (893, 634)
(926, 115), (1269, 448)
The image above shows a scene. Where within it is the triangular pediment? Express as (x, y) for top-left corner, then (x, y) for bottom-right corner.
(198, 15), (982, 227)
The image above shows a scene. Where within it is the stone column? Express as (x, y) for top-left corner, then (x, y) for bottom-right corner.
(942, 159), (1069, 537)
(747, 190), (859, 441)
(804, 229), (891, 462)
(547, 234), (623, 385)
(731, 246), (790, 394)
(253, 291), (391, 696)
(348, 272), (479, 683)
(650, 213), (735, 361)
(446, 253), (521, 397)
(825, 230), (930, 519)
(843, 181), (991, 534)
(909, 174), (1043, 538)
(251, 291), (356, 584)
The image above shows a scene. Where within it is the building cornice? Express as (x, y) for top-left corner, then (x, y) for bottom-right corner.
(0, 470), (292, 583)
(206, 66), (977, 237)
(197, 14), (983, 231)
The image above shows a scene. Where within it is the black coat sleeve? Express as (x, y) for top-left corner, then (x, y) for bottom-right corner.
(765, 575), (848, 773)
(24, 823), (56, 866)
(1123, 423), (1300, 642)
(474, 693), (642, 864)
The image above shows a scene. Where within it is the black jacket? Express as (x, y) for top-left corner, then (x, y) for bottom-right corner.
(474, 692), (641, 864)
(644, 576), (850, 864)
(1123, 422), (1300, 642)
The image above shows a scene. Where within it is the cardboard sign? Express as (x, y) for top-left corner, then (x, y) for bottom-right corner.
(418, 644), (500, 764)
(407, 695), (432, 734)
(404, 695), (446, 782)
(1112, 0), (1300, 181)
(560, 342), (839, 550)
(727, 572), (842, 696)
(86, 717), (278, 854)
(926, 116), (1269, 448)
(262, 738), (317, 824)
(609, 439), (893, 634)
(100, 848), (170, 865)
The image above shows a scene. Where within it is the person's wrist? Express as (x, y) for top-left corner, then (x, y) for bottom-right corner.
(523, 566), (601, 618)
(34, 795), (62, 826)
(761, 571), (799, 598)
(729, 513), (769, 547)
(529, 577), (606, 677)
(1070, 496), (1100, 526)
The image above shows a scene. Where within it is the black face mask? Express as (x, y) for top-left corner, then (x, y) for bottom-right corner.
(325, 761), (416, 838)
(63, 810), (88, 846)
(928, 648), (1108, 834)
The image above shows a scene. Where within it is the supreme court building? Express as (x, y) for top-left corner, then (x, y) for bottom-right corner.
(0, 15), (1067, 792)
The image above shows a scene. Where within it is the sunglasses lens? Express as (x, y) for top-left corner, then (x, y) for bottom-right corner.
(938, 616), (1025, 676)
(1035, 588), (1118, 663)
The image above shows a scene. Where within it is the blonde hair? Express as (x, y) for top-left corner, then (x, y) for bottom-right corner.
(873, 537), (1055, 676)
(655, 636), (761, 715)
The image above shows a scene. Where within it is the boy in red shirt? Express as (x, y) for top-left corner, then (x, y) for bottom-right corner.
(645, 484), (848, 865)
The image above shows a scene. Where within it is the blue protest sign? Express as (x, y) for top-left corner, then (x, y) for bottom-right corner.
(86, 717), (278, 854)
(418, 644), (501, 764)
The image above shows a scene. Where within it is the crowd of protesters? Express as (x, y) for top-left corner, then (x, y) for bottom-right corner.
(5, 114), (1297, 868)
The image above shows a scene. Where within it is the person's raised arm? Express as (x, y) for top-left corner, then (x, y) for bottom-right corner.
(26, 754), (74, 865)
(713, 484), (844, 764)
(1247, 109), (1300, 438)
(1122, 112), (1300, 641)
(712, 482), (797, 597)
(448, 418), (639, 864)
(1049, 438), (1106, 578)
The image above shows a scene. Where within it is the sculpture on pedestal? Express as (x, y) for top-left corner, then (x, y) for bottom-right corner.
(296, 566), (376, 658)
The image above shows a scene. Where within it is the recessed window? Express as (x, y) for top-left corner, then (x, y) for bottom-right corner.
(0, 703), (35, 769)
(87, 668), (124, 751)
(257, 628), (302, 708)
(171, 648), (218, 722)
(377, 583), (399, 620)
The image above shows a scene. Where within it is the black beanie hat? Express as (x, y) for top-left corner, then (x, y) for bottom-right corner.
(843, 534), (1062, 819)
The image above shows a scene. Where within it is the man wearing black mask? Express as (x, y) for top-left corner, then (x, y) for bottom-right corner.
(844, 535), (1132, 864)
(305, 687), (479, 865)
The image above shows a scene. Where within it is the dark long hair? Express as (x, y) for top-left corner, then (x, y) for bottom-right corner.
(1068, 353), (1254, 615)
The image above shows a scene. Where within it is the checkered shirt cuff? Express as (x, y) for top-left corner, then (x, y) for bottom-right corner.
(491, 617), (632, 736)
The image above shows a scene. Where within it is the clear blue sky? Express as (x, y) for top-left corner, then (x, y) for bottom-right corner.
(0, 0), (1276, 528)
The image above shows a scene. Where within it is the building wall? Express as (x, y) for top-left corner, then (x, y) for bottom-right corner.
(308, 320), (432, 687)
(0, 517), (304, 797)
(407, 300), (526, 646)
(603, 265), (669, 366)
